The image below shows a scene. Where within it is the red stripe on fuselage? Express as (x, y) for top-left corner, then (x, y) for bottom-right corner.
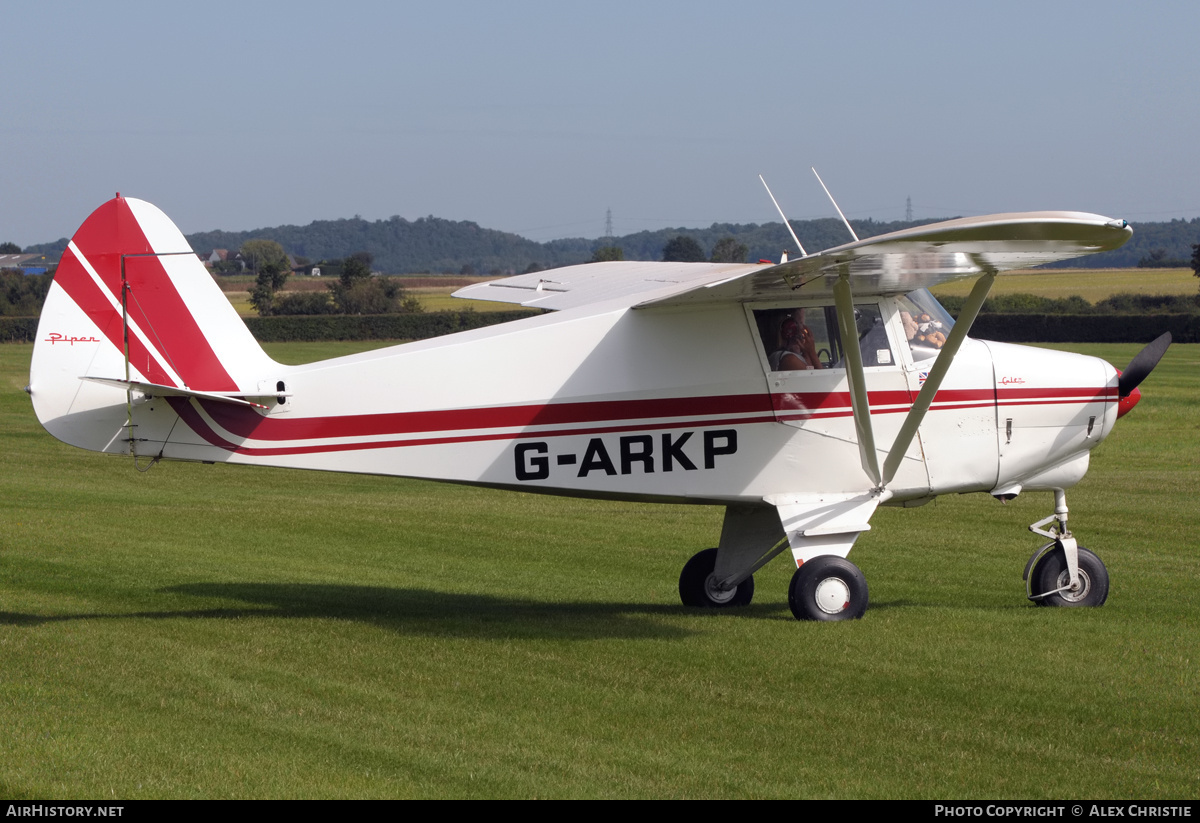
(169, 396), (777, 456)
(168, 382), (1115, 457)
(771, 389), (913, 416)
(198, 392), (776, 442)
(997, 386), (1117, 404)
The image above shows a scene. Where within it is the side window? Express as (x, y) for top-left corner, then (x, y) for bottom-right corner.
(851, 304), (894, 367)
(753, 303), (894, 372)
(755, 307), (836, 371)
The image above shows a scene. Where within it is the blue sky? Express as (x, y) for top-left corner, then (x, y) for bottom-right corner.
(4, 1), (1198, 246)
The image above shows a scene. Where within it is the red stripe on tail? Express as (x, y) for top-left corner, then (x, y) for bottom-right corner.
(59, 197), (238, 391)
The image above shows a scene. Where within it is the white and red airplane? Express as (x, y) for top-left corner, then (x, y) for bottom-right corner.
(28, 194), (1169, 620)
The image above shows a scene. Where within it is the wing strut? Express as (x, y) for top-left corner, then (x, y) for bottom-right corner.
(880, 265), (996, 486)
(833, 261), (997, 490)
(832, 270), (882, 487)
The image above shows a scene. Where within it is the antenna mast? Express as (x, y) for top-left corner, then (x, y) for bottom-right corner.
(758, 175), (807, 258)
(811, 167), (858, 242)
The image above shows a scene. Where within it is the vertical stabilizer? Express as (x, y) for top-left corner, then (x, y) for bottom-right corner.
(29, 195), (277, 452)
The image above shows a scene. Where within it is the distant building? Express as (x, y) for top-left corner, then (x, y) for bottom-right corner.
(0, 253), (51, 274)
(202, 249), (244, 272)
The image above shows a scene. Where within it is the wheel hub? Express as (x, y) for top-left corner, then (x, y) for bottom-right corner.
(704, 573), (737, 605)
(814, 577), (850, 615)
(1054, 568), (1092, 603)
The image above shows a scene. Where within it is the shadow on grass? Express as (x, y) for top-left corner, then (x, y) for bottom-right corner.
(0, 582), (793, 640)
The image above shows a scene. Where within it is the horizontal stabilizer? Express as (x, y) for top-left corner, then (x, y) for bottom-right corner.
(81, 377), (272, 410)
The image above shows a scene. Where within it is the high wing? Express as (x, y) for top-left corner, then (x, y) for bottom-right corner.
(453, 211), (1132, 311)
(451, 260), (763, 311)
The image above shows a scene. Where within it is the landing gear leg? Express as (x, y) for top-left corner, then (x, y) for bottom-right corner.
(678, 506), (790, 609)
(1023, 489), (1109, 607)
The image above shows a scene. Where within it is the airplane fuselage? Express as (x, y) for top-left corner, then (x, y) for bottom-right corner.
(33, 287), (1119, 508)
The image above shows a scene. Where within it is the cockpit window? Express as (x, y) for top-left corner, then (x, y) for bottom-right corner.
(753, 303), (894, 372)
(897, 289), (955, 364)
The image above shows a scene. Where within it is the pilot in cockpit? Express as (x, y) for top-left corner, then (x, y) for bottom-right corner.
(768, 309), (823, 371)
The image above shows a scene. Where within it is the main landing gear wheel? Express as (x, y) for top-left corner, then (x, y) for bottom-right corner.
(788, 555), (869, 621)
(1031, 545), (1109, 608)
(678, 548), (754, 608)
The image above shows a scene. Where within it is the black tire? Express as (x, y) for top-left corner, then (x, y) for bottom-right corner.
(1031, 545), (1109, 608)
(788, 555), (869, 621)
(678, 548), (754, 608)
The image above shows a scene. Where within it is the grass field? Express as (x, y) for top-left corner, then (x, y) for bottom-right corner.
(930, 268), (1195, 301)
(2, 340), (1198, 799)
(217, 274), (530, 317)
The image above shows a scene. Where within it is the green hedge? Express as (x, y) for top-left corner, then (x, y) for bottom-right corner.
(970, 313), (1200, 344)
(1, 310), (540, 345)
(940, 292), (1200, 316)
(243, 310), (542, 342)
(5, 310), (1197, 345)
(0, 317), (37, 342)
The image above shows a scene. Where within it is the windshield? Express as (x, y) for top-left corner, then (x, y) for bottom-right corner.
(897, 289), (955, 364)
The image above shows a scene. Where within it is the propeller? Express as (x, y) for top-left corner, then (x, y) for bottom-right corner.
(1118, 332), (1172, 398)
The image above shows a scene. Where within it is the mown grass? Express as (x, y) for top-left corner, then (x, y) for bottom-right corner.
(407, 289), (531, 313)
(223, 283), (526, 317)
(1, 341), (1197, 798)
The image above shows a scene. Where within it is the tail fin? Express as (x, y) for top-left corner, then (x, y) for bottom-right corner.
(29, 195), (278, 454)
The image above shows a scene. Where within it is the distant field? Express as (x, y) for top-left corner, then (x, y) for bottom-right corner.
(2, 341), (1198, 798)
(218, 274), (521, 317)
(930, 267), (1195, 300)
(216, 268), (1197, 318)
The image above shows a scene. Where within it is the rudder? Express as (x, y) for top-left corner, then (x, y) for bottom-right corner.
(29, 195), (278, 453)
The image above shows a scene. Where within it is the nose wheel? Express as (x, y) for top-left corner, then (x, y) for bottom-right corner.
(1024, 490), (1109, 607)
(1027, 544), (1109, 607)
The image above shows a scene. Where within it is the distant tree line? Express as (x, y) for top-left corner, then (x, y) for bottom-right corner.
(0, 271), (52, 316)
(243, 240), (422, 317)
(17, 215), (1200, 275)
(1139, 249), (1191, 268)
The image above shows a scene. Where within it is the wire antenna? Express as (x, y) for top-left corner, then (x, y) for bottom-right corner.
(811, 167), (859, 242)
(758, 174), (807, 258)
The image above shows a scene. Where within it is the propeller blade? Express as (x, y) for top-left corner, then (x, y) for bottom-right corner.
(1118, 332), (1172, 398)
